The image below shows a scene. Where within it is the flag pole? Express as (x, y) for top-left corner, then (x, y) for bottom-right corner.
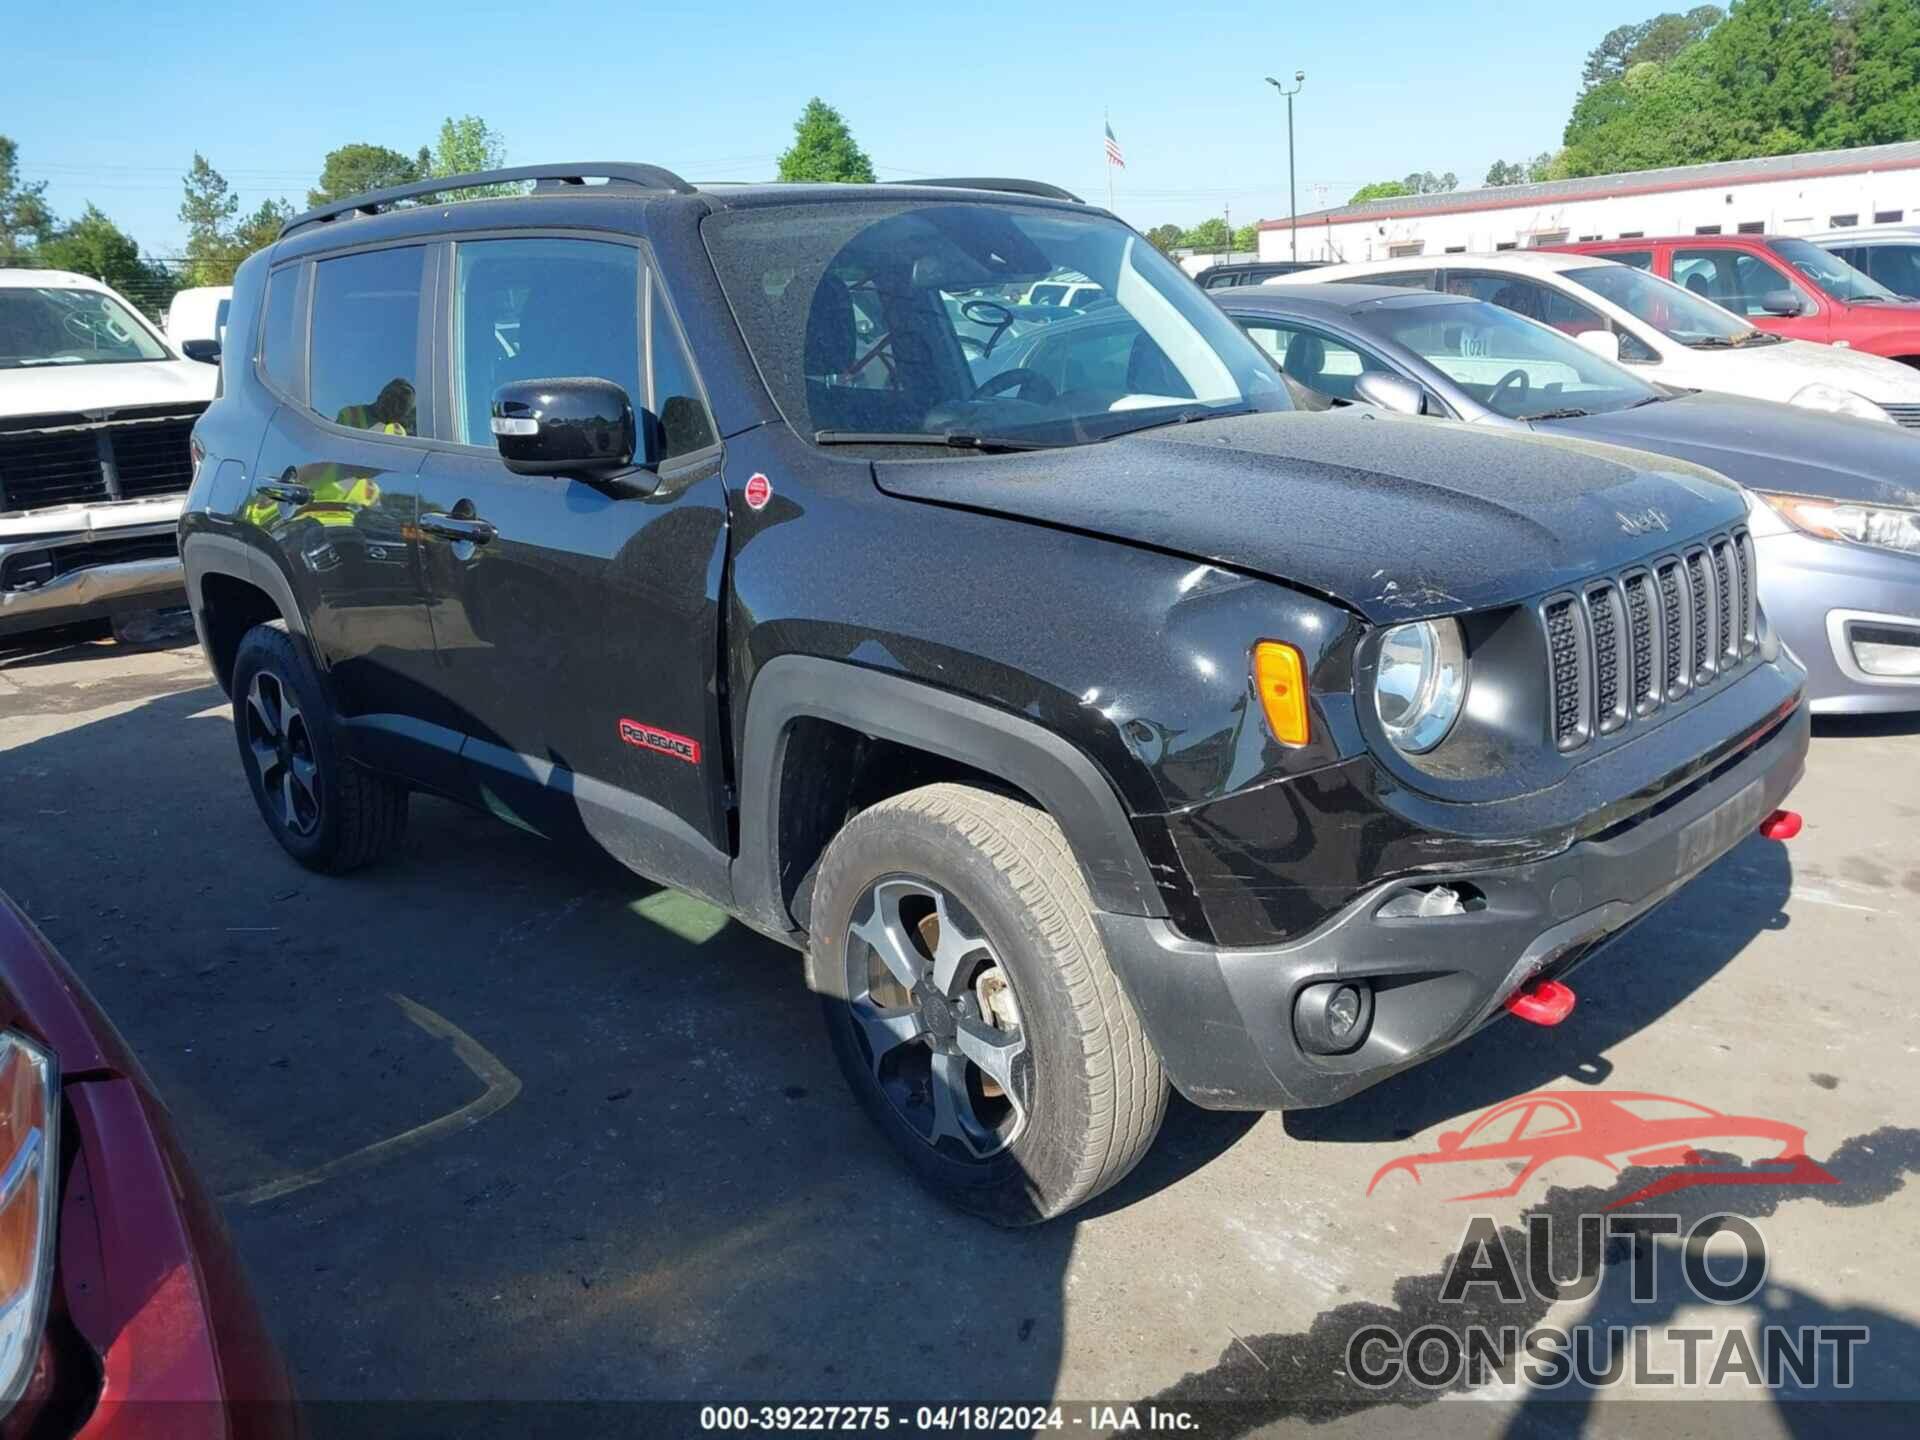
(1105, 108), (1114, 212)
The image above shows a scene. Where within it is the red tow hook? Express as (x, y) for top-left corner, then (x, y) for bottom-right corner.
(1759, 809), (1803, 841)
(1504, 977), (1577, 1026)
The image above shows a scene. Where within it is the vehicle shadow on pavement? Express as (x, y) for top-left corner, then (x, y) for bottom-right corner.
(1813, 712), (1920, 741)
(0, 679), (1243, 1420)
(1284, 834), (1794, 1145)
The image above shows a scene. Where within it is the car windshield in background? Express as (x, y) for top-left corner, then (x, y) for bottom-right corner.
(0, 286), (170, 368)
(1356, 298), (1660, 419)
(701, 200), (1289, 450)
(1769, 237), (1903, 303)
(1560, 264), (1763, 347)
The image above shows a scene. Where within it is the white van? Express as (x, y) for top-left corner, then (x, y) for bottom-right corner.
(2, 270), (215, 639)
(164, 285), (234, 361)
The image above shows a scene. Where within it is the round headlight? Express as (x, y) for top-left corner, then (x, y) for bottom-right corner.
(1374, 619), (1467, 754)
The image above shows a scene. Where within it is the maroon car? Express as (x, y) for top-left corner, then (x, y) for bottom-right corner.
(0, 892), (299, 1438)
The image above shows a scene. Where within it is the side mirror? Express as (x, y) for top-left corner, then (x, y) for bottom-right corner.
(1574, 328), (1622, 363)
(1437, 1131), (1463, 1154)
(1759, 290), (1805, 317)
(491, 378), (643, 480)
(1353, 372), (1427, 416)
(181, 337), (221, 365)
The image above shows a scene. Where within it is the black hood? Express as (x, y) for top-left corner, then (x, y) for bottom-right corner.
(1545, 390), (1920, 509)
(873, 409), (1746, 623)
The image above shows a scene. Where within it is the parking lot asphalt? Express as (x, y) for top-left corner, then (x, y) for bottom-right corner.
(3, 618), (1919, 1436)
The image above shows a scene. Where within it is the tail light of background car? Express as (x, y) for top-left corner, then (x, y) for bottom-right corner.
(0, 1034), (58, 1419)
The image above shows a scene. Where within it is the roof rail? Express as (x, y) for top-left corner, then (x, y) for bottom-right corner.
(279, 163), (697, 238)
(904, 178), (1086, 205)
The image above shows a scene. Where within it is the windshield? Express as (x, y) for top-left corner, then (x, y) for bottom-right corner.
(702, 200), (1288, 449)
(1560, 264), (1762, 346)
(0, 286), (170, 369)
(1769, 237), (1902, 303)
(1355, 297), (1660, 419)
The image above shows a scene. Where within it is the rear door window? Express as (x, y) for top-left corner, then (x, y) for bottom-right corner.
(310, 247), (426, 437)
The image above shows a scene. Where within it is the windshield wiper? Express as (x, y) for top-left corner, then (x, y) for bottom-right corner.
(1103, 405), (1257, 439)
(1625, 392), (1674, 409)
(1524, 407), (1594, 420)
(1683, 336), (1738, 349)
(812, 430), (1057, 452)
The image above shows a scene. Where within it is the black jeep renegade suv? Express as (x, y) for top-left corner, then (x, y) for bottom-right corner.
(180, 164), (1807, 1222)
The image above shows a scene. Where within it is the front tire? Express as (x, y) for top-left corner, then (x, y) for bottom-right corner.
(230, 623), (408, 873)
(807, 784), (1167, 1224)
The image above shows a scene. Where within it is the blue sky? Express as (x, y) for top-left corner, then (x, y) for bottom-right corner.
(11, 1), (1613, 255)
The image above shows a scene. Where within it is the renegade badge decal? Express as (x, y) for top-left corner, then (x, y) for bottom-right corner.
(744, 473), (772, 510)
(618, 719), (702, 765)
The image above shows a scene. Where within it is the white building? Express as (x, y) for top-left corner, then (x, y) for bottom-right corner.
(1258, 140), (1920, 264)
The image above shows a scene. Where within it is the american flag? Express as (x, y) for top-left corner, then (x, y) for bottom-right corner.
(1104, 122), (1125, 169)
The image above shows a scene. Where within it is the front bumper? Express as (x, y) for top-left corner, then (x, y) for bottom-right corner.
(1758, 530), (1920, 714)
(1098, 699), (1809, 1111)
(0, 498), (185, 640)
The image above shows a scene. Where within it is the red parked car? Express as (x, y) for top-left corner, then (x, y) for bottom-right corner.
(1552, 235), (1920, 365)
(0, 892), (299, 1438)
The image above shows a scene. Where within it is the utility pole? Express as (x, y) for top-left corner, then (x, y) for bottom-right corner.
(1265, 71), (1306, 262)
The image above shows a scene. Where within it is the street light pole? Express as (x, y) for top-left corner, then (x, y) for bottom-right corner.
(1265, 71), (1306, 262)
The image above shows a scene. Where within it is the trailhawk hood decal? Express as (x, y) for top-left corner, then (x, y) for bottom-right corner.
(0, 359), (216, 421)
(873, 409), (1747, 623)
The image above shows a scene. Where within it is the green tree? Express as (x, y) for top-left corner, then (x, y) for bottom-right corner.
(1403, 170), (1458, 194)
(428, 116), (514, 199)
(36, 205), (178, 317)
(1484, 152), (1558, 186)
(1349, 180), (1413, 203)
(1232, 221), (1260, 251)
(232, 198), (294, 258)
(1, 136), (54, 258)
(179, 152), (239, 286)
(309, 143), (424, 208)
(1179, 217), (1231, 251)
(1582, 6), (1726, 90)
(1559, 0), (1858, 176)
(1145, 222), (1186, 254)
(775, 99), (876, 183)
(1834, 0), (1920, 143)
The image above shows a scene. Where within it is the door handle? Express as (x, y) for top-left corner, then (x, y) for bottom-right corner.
(418, 513), (497, 545)
(254, 481), (312, 505)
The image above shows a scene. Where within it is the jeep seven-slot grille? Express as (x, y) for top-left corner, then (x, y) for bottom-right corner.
(0, 408), (205, 513)
(1622, 573), (1658, 711)
(1543, 528), (1756, 753)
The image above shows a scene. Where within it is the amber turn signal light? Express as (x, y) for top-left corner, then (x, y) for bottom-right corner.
(1253, 641), (1310, 747)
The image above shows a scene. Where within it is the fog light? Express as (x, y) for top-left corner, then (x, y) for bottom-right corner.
(1853, 627), (1920, 678)
(1295, 980), (1373, 1056)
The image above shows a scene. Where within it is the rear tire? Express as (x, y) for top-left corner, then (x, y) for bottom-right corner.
(230, 623), (407, 873)
(807, 783), (1167, 1224)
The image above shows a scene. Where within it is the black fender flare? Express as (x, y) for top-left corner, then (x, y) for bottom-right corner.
(731, 655), (1167, 940)
(181, 530), (310, 638)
